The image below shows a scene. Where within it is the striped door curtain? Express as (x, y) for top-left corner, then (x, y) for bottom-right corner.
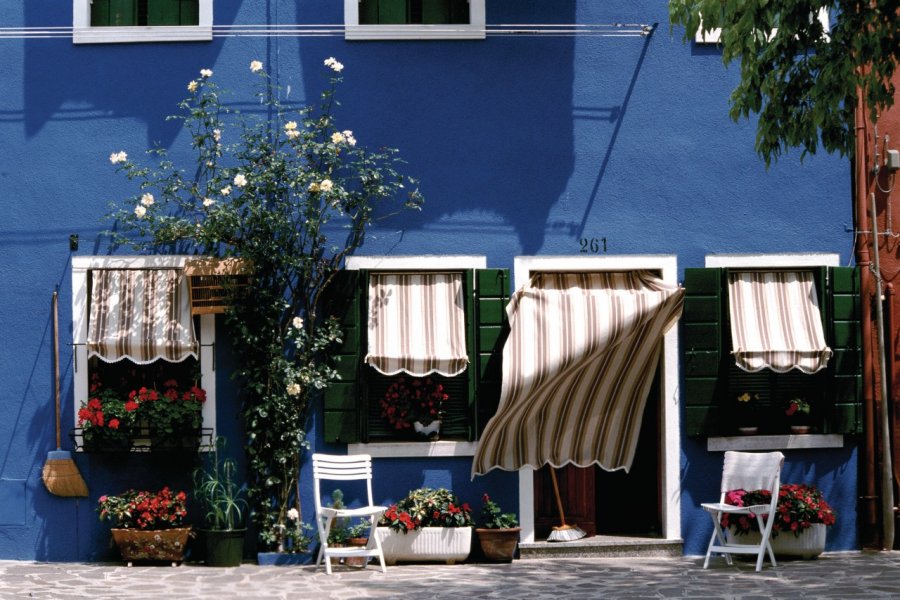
(728, 271), (832, 373)
(87, 269), (198, 364)
(364, 272), (469, 377)
(472, 271), (684, 477)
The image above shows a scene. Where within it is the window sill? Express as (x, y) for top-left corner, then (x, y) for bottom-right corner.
(707, 434), (843, 452)
(345, 24), (485, 41)
(73, 25), (213, 45)
(347, 441), (477, 458)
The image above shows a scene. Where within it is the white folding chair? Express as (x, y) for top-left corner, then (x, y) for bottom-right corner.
(312, 453), (387, 574)
(701, 450), (784, 572)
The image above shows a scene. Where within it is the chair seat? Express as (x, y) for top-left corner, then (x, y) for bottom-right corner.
(320, 505), (387, 519)
(701, 502), (771, 515)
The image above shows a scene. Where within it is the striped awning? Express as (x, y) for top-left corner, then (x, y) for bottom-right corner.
(87, 269), (198, 364)
(472, 271), (684, 477)
(364, 272), (469, 377)
(728, 271), (832, 373)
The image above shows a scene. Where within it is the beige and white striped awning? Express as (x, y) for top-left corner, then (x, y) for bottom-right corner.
(364, 272), (469, 377)
(728, 271), (831, 373)
(87, 269), (198, 364)
(472, 271), (684, 477)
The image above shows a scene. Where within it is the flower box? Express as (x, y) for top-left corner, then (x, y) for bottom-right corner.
(375, 526), (471, 565)
(111, 527), (191, 566)
(726, 523), (826, 559)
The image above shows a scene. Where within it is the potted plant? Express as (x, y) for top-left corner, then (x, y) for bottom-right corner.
(256, 508), (316, 565)
(193, 437), (248, 566)
(734, 392), (760, 434)
(97, 487), (191, 566)
(77, 374), (138, 450)
(376, 487), (473, 564)
(325, 490), (372, 567)
(721, 483), (836, 558)
(380, 376), (448, 439)
(475, 493), (521, 562)
(138, 379), (206, 449)
(785, 397), (812, 433)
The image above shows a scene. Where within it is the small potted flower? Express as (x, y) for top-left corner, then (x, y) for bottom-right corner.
(77, 374), (138, 451)
(475, 493), (521, 562)
(784, 397), (812, 433)
(721, 483), (836, 558)
(380, 376), (448, 439)
(98, 487), (191, 566)
(734, 392), (760, 435)
(376, 487), (473, 564)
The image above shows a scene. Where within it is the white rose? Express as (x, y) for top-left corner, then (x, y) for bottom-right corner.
(134, 205), (146, 218)
(342, 130), (357, 146)
(140, 193), (154, 206)
(250, 60), (264, 73)
(286, 129), (300, 140)
(319, 179), (333, 192)
(292, 316), (303, 329)
(307, 182), (320, 193)
(324, 57), (344, 73)
(221, 185), (232, 196)
(187, 80), (198, 93)
(212, 129), (221, 142)
(202, 197), (215, 207)
(200, 68), (213, 78)
(284, 121), (297, 131)
(233, 174), (247, 187)
(330, 132), (345, 144)
(287, 508), (299, 521)
(286, 383), (301, 396)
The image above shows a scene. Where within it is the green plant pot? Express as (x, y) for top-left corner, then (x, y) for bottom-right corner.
(203, 529), (246, 567)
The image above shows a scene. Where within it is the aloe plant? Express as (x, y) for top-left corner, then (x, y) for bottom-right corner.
(193, 437), (248, 531)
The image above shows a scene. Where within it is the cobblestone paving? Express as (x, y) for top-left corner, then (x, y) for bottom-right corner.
(1, 552), (899, 599)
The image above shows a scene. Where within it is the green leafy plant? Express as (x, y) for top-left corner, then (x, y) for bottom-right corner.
(479, 493), (518, 529)
(77, 373), (139, 446)
(785, 397), (811, 418)
(135, 379), (206, 435)
(193, 437), (248, 531)
(326, 489), (351, 544)
(722, 483), (836, 538)
(105, 57), (422, 551)
(98, 487), (188, 530)
(379, 487), (473, 533)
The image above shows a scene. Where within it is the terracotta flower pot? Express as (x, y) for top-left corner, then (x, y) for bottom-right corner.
(475, 527), (521, 562)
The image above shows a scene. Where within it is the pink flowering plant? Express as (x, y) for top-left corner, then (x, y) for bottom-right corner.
(380, 376), (448, 431)
(721, 483), (836, 538)
(379, 487), (473, 533)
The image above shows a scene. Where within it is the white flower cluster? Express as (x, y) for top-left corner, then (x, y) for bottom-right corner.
(187, 80), (199, 93)
(202, 197), (215, 207)
(221, 185), (232, 196)
(292, 316), (304, 329)
(287, 508), (299, 521)
(212, 128), (221, 143)
(284, 121), (300, 140)
(109, 150), (128, 164)
(286, 382), (301, 396)
(233, 173), (247, 188)
(140, 193), (154, 206)
(250, 60), (263, 73)
(308, 179), (333, 193)
(330, 130), (357, 146)
(324, 57), (344, 73)
(199, 68), (213, 78)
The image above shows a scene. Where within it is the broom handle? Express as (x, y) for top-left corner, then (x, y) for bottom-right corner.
(52, 290), (61, 449)
(549, 468), (569, 527)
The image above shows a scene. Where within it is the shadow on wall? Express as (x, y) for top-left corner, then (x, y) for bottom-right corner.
(22, 2), (243, 144)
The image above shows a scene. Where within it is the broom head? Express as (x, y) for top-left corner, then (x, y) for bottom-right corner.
(42, 450), (89, 498)
(547, 523), (587, 542)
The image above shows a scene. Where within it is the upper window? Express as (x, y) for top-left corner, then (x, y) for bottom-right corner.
(73, 0), (213, 44)
(682, 254), (862, 437)
(344, 0), (485, 40)
(321, 256), (508, 445)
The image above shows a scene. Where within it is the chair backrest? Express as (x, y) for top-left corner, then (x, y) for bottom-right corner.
(312, 453), (376, 513)
(720, 450), (784, 496)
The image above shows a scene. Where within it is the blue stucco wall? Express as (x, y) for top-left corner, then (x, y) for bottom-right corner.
(0, 1), (854, 560)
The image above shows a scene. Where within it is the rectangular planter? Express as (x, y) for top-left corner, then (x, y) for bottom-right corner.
(726, 523), (826, 559)
(111, 527), (191, 566)
(375, 526), (471, 565)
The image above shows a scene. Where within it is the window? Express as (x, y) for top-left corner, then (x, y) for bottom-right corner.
(73, 0), (213, 44)
(321, 256), (508, 448)
(682, 255), (861, 437)
(72, 256), (217, 448)
(344, 0), (485, 40)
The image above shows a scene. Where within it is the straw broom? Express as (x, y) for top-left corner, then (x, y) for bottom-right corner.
(42, 290), (89, 498)
(547, 467), (586, 542)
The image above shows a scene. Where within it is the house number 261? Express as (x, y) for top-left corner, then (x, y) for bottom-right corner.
(579, 237), (607, 253)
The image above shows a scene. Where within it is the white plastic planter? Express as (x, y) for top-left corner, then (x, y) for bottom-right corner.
(375, 526), (472, 565)
(727, 523), (826, 559)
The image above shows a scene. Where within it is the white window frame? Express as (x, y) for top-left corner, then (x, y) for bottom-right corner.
(703, 252), (845, 452)
(512, 255), (681, 546)
(72, 0), (213, 45)
(344, 0), (485, 41)
(71, 256), (216, 449)
(345, 255), (486, 457)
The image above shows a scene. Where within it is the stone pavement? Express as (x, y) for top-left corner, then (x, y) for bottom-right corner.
(1, 552), (899, 599)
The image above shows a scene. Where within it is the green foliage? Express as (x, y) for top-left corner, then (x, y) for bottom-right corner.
(669, 0), (900, 166)
(105, 58), (423, 551)
(479, 493), (518, 529)
(193, 437), (249, 531)
(380, 487), (473, 533)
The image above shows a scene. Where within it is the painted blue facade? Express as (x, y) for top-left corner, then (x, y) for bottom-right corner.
(0, 0), (855, 561)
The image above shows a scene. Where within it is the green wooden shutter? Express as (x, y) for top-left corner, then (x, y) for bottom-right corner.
(471, 268), (509, 440)
(322, 270), (364, 444)
(683, 268), (725, 436)
(826, 266), (862, 434)
(147, 0), (198, 25)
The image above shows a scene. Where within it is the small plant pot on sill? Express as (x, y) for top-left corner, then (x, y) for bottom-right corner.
(475, 527), (521, 562)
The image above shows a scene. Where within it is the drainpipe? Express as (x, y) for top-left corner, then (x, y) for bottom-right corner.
(886, 284), (900, 489)
(855, 87), (879, 546)
(871, 191), (895, 550)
